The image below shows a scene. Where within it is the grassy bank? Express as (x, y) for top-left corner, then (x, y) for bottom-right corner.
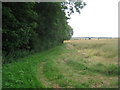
(3, 39), (118, 88)
(2, 45), (65, 88)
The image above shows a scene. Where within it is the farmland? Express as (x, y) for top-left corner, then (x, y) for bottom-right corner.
(3, 39), (118, 88)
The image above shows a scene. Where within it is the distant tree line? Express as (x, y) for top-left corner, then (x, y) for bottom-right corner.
(2, 2), (86, 63)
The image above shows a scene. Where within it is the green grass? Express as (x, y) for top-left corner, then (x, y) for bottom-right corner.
(2, 45), (65, 88)
(3, 39), (118, 88)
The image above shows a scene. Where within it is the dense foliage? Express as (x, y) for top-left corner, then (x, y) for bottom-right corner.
(2, 2), (86, 63)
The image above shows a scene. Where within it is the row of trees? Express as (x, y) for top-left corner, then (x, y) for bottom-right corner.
(2, 2), (86, 63)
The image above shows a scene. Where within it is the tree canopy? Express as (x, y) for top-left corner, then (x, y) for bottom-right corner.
(2, 1), (86, 63)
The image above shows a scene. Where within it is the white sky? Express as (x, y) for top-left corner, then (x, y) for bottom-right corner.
(68, 0), (119, 37)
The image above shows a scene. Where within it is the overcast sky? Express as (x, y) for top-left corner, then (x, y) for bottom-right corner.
(68, 0), (119, 37)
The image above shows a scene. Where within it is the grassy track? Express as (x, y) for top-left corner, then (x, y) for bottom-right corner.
(2, 45), (65, 88)
(3, 39), (118, 88)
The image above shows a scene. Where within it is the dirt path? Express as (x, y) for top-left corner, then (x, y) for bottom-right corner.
(37, 62), (52, 88)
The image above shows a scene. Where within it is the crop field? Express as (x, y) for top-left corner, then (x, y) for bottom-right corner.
(3, 39), (119, 88)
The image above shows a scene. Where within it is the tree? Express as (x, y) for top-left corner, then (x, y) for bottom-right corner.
(2, 1), (86, 63)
